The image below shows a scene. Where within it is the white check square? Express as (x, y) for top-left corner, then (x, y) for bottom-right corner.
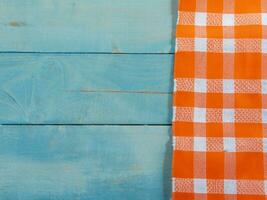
(194, 108), (206, 123)
(262, 13), (267, 25)
(262, 39), (267, 53)
(173, 79), (177, 92)
(177, 11), (180, 24)
(265, 180), (267, 194)
(223, 137), (236, 152)
(262, 109), (267, 123)
(172, 107), (177, 122)
(224, 180), (237, 194)
(194, 137), (206, 152)
(195, 38), (207, 52)
(223, 80), (235, 93)
(223, 39), (235, 53)
(222, 14), (235, 26)
(262, 80), (267, 94)
(175, 38), (179, 52)
(194, 179), (207, 193)
(195, 12), (207, 26)
(223, 109), (235, 123)
(194, 79), (207, 93)
(263, 138), (267, 153)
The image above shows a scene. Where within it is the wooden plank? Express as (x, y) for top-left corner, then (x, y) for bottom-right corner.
(0, 54), (173, 124)
(0, 0), (177, 53)
(0, 125), (172, 200)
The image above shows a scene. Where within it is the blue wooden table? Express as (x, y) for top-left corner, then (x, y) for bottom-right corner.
(0, 1), (177, 199)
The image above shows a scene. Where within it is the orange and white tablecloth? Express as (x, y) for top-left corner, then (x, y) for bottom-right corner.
(172, 0), (267, 199)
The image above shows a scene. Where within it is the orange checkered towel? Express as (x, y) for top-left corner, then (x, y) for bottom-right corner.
(172, 0), (267, 199)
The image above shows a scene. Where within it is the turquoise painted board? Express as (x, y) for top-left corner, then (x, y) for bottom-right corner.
(0, 0), (177, 53)
(0, 54), (173, 124)
(0, 0), (176, 199)
(0, 125), (172, 200)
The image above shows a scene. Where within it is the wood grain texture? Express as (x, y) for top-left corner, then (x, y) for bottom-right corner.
(0, 1), (176, 198)
(0, 125), (172, 200)
(0, 54), (173, 124)
(0, 0), (178, 53)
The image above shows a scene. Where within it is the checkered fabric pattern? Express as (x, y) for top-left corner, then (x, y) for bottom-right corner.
(172, 0), (267, 199)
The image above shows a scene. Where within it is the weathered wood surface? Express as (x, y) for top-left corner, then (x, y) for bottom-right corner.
(0, 125), (172, 200)
(0, 54), (173, 124)
(0, 0), (177, 53)
(0, 0), (176, 199)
